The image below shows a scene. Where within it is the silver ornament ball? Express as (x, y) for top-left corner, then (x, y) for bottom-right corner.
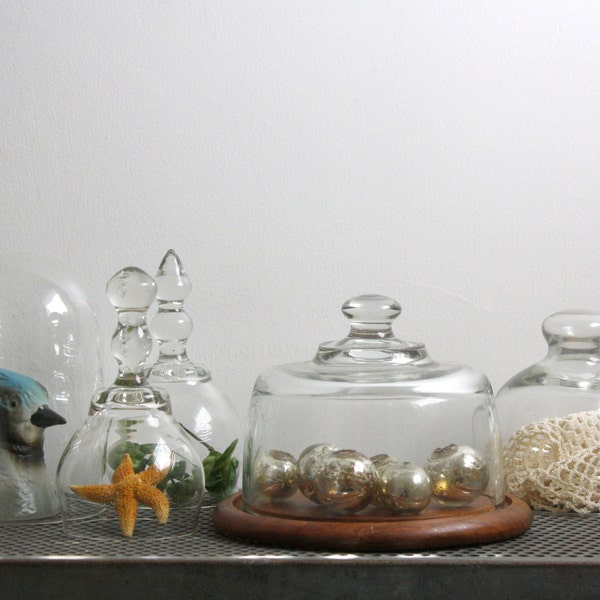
(314, 449), (377, 515)
(370, 453), (401, 506)
(425, 443), (489, 507)
(297, 443), (338, 503)
(254, 449), (298, 500)
(377, 461), (432, 514)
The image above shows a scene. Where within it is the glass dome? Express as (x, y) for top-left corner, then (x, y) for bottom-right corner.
(243, 294), (506, 520)
(57, 267), (204, 539)
(0, 253), (102, 521)
(146, 250), (241, 504)
(496, 310), (600, 512)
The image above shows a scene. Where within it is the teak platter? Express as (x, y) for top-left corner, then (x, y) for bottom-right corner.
(213, 492), (533, 552)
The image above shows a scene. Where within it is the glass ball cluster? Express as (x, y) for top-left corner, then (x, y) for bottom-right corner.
(253, 442), (489, 516)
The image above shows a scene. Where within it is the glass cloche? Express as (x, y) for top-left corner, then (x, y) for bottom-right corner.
(146, 250), (241, 504)
(57, 267), (204, 539)
(0, 253), (102, 521)
(242, 294), (507, 521)
(496, 310), (600, 512)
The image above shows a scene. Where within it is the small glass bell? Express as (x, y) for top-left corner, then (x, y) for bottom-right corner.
(146, 250), (241, 503)
(0, 253), (102, 521)
(56, 267), (205, 538)
(496, 310), (600, 512)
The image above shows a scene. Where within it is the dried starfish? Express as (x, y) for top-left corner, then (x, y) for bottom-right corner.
(71, 453), (170, 537)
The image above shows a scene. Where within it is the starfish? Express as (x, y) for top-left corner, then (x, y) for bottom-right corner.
(71, 453), (170, 537)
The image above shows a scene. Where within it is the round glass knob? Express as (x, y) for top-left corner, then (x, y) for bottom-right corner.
(342, 295), (402, 339)
(106, 267), (156, 311)
(542, 311), (600, 344)
(342, 294), (401, 322)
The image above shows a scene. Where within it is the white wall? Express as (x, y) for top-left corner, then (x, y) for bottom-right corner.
(2, 1), (600, 421)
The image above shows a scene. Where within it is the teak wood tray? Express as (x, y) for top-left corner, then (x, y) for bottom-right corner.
(213, 492), (533, 552)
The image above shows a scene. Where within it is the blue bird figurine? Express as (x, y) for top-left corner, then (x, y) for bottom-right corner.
(0, 368), (66, 520)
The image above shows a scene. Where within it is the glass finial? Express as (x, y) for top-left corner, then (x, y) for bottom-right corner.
(156, 249), (192, 302)
(106, 267), (156, 385)
(151, 250), (193, 363)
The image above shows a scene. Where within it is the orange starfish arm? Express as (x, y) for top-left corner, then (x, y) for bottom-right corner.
(71, 484), (116, 504)
(113, 453), (135, 483)
(135, 483), (170, 524)
(115, 489), (138, 538)
(138, 464), (170, 486)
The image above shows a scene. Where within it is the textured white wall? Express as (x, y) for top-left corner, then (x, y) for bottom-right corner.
(2, 1), (600, 422)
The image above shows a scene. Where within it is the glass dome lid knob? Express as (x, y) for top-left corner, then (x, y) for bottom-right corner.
(542, 310), (600, 348)
(342, 294), (402, 339)
(316, 294), (425, 365)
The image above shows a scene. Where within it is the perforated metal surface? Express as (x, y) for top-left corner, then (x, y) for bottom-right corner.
(1, 509), (600, 564)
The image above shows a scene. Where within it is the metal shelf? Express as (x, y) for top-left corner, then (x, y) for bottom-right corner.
(2, 509), (600, 599)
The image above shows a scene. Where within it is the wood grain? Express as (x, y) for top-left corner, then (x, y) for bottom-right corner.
(213, 492), (533, 552)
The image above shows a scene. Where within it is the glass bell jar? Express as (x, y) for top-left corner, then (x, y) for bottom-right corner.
(496, 310), (600, 513)
(0, 252), (102, 521)
(146, 250), (241, 504)
(57, 267), (205, 539)
(242, 294), (507, 522)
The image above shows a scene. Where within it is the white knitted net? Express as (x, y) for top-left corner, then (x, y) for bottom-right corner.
(504, 410), (600, 512)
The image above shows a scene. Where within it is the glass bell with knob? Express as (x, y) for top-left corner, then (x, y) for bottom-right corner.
(496, 310), (600, 512)
(146, 250), (242, 504)
(56, 266), (205, 539)
(242, 294), (506, 519)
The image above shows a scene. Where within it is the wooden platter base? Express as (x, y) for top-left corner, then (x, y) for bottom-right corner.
(213, 492), (533, 552)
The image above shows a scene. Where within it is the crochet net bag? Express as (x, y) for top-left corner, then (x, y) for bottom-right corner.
(504, 410), (600, 512)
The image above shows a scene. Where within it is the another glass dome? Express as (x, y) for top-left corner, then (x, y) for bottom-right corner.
(243, 294), (506, 520)
(0, 253), (102, 521)
(146, 250), (241, 504)
(496, 310), (600, 512)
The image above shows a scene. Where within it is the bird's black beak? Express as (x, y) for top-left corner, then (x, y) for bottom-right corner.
(30, 405), (67, 428)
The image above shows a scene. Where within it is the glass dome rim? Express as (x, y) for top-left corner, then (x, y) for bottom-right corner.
(252, 355), (492, 397)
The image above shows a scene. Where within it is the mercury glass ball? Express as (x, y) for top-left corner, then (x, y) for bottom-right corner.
(376, 461), (432, 514)
(425, 444), (489, 507)
(254, 449), (298, 500)
(370, 453), (401, 506)
(297, 443), (338, 503)
(314, 449), (377, 515)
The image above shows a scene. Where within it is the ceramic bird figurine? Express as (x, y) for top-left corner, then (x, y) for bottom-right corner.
(0, 368), (66, 520)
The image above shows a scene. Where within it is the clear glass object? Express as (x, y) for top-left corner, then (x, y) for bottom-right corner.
(57, 266), (204, 539)
(0, 253), (103, 521)
(496, 310), (600, 511)
(243, 294), (505, 520)
(146, 250), (241, 503)
(496, 310), (600, 438)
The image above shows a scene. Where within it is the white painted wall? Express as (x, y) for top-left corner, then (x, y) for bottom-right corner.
(2, 1), (600, 422)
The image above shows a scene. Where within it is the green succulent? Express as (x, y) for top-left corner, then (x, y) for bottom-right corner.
(201, 439), (239, 499)
(181, 425), (239, 500)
